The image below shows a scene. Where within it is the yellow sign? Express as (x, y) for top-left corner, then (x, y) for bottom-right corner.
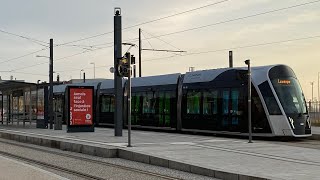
(278, 79), (291, 85)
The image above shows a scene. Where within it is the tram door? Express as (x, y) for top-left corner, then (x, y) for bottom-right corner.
(221, 88), (244, 132)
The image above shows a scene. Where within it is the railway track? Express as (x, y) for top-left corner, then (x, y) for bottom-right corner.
(0, 150), (104, 180)
(0, 139), (180, 180)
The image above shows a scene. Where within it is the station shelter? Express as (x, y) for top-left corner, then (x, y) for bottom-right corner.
(0, 81), (47, 127)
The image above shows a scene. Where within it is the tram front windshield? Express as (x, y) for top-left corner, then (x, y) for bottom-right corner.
(271, 77), (307, 115)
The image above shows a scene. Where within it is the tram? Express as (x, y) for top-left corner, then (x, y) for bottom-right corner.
(53, 64), (311, 137)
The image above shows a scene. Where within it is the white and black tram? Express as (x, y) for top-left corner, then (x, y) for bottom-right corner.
(53, 64), (311, 137)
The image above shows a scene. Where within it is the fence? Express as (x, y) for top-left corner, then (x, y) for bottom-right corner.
(307, 101), (320, 125)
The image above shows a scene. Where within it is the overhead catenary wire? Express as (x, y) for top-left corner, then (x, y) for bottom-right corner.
(6, 0), (320, 74)
(142, 30), (182, 51)
(60, 0), (320, 50)
(143, 34), (320, 62)
(55, 0), (230, 47)
(56, 65), (111, 73)
(0, 29), (49, 47)
(10, 44), (115, 72)
(140, 0), (320, 41)
(0, 70), (48, 77)
(0, 48), (47, 64)
(141, 31), (154, 49)
(19, 34), (320, 76)
(9, 35), (320, 78)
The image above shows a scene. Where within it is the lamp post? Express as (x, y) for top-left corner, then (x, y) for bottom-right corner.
(311, 82), (314, 113)
(245, 59), (252, 143)
(80, 69), (84, 79)
(90, 62), (95, 79)
(316, 72), (320, 121)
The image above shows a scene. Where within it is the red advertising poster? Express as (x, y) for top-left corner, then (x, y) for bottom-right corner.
(69, 87), (93, 126)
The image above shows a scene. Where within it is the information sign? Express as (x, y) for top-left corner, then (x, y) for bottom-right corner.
(69, 88), (93, 125)
(67, 86), (94, 132)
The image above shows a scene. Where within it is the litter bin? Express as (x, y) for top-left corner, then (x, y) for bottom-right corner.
(54, 112), (63, 130)
(36, 119), (47, 129)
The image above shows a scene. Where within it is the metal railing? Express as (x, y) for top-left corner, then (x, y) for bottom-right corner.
(307, 101), (320, 125)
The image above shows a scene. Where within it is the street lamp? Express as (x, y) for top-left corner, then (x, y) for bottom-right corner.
(245, 59), (252, 143)
(311, 81), (314, 113)
(318, 73), (320, 102)
(90, 62), (95, 79)
(316, 72), (320, 121)
(80, 69), (84, 79)
(36, 55), (49, 58)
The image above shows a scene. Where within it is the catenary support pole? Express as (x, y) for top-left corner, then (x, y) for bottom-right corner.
(114, 8), (123, 136)
(127, 53), (132, 147)
(49, 38), (54, 129)
(245, 59), (253, 143)
(229, 51), (233, 68)
(139, 28), (142, 77)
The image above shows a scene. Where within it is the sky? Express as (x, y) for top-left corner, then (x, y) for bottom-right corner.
(0, 0), (319, 101)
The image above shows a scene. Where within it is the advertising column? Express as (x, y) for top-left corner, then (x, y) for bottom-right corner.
(67, 86), (94, 132)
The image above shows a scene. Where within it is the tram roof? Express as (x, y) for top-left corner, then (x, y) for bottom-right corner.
(99, 79), (125, 90)
(0, 81), (37, 93)
(53, 84), (68, 94)
(183, 65), (279, 83)
(53, 81), (103, 94)
(131, 73), (181, 87)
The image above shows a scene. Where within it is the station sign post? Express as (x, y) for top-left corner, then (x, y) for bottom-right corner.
(66, 86), (94, 132)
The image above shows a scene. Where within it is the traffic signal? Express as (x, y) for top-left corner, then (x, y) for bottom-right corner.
(117, 52), (131, 77)
(131, 55), (135, 64)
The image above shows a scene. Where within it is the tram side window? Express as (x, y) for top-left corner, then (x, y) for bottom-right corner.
(258, 81), (282, 115)
(101, 96), (109, 112)
(187, 90), (201, 114)
(203, 90), (218, 115)
(143, 92), (155, 114)
(110, 96), (115, 112)
(101, 95), (115, 113)
(231, 90), (239, 125)
(222, 90), (229, 115)
(132, 93), (141, 113)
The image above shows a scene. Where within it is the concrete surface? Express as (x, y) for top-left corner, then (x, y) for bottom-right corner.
(0, 124), (320, 180)
(0, 155), (68, 180)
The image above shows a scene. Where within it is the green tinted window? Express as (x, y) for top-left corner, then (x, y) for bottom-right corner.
(222, 90), (229, 115)
(203, 90), (218, 115)
(231, 90), (239, 125)
(158, 92), (165, 125)
(187, 91), (201, 114)
(101, 96), (110, 112)
(143, 92), (155, 114)
(164, 92), (172, 126)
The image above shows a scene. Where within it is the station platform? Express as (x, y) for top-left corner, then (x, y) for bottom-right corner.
(0, 124), (320, 180)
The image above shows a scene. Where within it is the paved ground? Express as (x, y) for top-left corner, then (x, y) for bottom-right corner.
(0, 154), (67, 180)
(311, 126), (320, 134)
(0, 123), (320, 180)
